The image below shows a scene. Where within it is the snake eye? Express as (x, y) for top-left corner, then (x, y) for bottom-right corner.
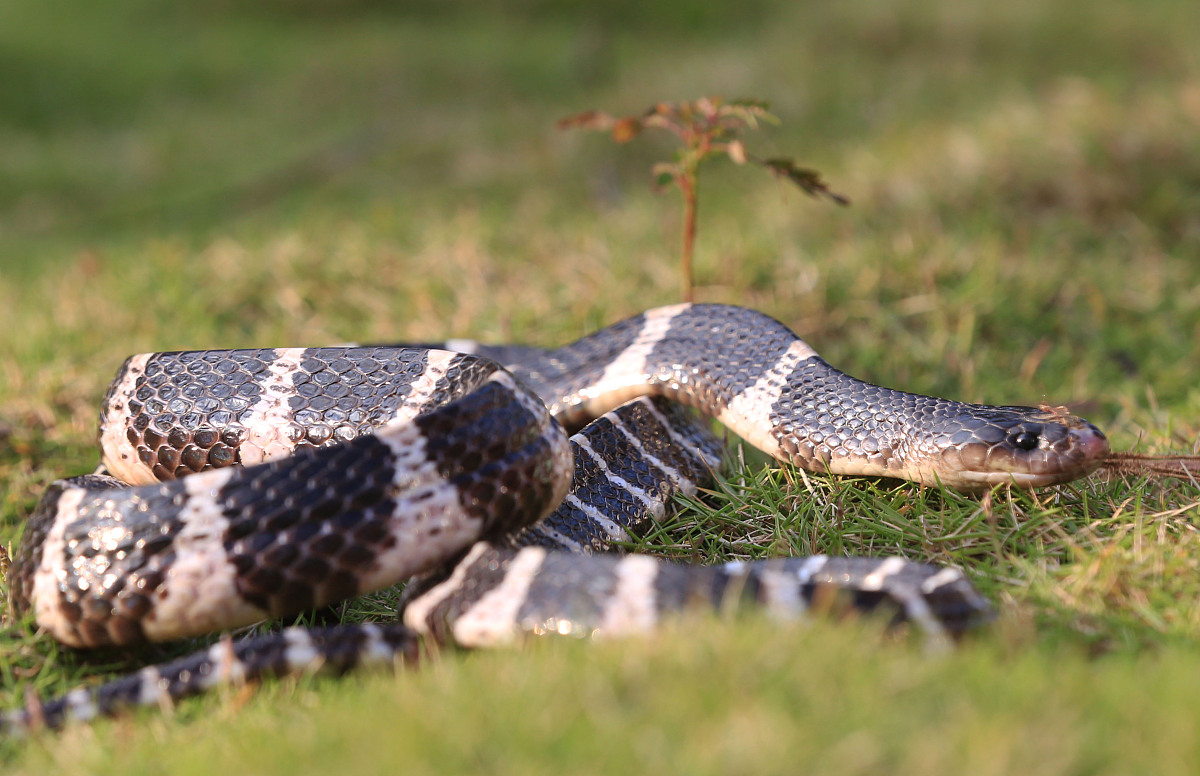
(1011, 431), (1039, 451)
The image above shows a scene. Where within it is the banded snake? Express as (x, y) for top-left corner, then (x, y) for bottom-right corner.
(3, 303), (1109, 732)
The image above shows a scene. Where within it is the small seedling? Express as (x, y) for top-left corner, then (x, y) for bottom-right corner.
(559, 97), (848, 302)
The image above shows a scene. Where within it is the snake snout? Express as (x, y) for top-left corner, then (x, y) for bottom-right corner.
(939, 407), (1109, 489)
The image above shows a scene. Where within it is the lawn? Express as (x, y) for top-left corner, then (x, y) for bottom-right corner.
(1, 0), (1199, 772)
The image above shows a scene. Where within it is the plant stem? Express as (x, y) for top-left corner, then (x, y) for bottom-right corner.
(679, 173), (697, 303)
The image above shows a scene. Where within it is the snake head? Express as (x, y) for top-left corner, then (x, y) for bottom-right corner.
(920, 405), (1109, 490)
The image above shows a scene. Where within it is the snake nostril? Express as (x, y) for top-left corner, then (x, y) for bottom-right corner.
(1011, 431), (1039, 451)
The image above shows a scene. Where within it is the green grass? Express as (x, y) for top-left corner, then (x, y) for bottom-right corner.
(2, 0), (1199, 771)
(10, 622), (1200, 776)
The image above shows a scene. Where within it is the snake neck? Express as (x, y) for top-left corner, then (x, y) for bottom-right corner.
(510, 303), (1108, 490)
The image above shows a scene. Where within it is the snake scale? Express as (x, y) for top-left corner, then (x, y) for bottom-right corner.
(3, 304), (1109, 733)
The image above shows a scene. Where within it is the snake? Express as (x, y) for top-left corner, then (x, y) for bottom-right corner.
(2, 303), (1109, 733)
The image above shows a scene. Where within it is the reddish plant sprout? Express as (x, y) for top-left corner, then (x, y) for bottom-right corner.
(560, 97), (848, 302)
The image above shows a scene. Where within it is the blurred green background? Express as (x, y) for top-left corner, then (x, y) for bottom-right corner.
(5, 0), (1197, 273)
(3, 0), (1198, 411)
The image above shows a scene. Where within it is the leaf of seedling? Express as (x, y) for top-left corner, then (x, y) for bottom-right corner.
(611, 117), (641, 143)
(556, 110), (616, 132)
(652, 163), (678, 191)
(760, 158), (851, 206)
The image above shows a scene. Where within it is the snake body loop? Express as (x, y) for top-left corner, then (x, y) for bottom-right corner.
(12, 359), (573, 647)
